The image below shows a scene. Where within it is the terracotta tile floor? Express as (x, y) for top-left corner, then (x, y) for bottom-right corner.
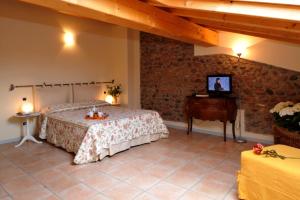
(0, 128), (256, 200)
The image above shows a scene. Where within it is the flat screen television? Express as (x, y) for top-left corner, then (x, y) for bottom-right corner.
(207, 74), (232, 95)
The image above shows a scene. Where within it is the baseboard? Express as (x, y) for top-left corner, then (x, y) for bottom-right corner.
(164, 120), (274, 144)
(0, 137), (20, 145)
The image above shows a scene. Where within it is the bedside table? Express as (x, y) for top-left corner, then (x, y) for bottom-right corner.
(14, 112), (42, 147)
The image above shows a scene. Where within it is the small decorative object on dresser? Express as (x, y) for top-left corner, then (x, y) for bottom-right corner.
(185, 96), (237, 141)
(270, 101), (300, 148)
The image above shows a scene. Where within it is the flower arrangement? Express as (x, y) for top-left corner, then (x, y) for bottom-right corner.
(106, 84), (122, 97)
(253, 143), (300, 159)
(270, 101), (300, 131)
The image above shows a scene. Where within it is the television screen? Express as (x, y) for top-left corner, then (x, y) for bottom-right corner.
(207, 75), (232, 94)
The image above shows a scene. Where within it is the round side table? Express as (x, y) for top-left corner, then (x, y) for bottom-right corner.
(14, 112), (43, 148)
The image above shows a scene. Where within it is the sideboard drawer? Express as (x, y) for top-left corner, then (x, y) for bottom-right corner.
(185, 96), (237, 141)
(189, 99), (226, 110)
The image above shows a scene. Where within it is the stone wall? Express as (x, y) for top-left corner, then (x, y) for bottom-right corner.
(141, 32), (300, 134)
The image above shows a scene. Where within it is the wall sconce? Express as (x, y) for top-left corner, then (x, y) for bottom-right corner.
(63, 31), (75, 47)
(21, 98), (34, 114)
(233, 43), (247, 62)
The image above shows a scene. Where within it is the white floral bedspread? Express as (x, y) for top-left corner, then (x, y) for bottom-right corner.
(40, 101), (169, 164)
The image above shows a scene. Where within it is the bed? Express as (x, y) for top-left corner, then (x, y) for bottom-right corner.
(39, 100), (169, 164)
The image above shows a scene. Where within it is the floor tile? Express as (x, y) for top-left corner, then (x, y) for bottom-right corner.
(21, 160), (53, 174)
(11, 154), (41, 167)
(43, 195), (61, 200)
(0, 185), (8, 198)
(0, 159), (14, 169)
(82, 172), (121, 192)
(126, 172), (161, 190)
(3, 175), (42, 194)
(147, 181), (186, 200)
(10, 186), (52, 200)
(55, 162), (84, 174)
(165, 170), (202, 189)
(90, 194), (112, 200)
(0, 166), (25, 184)
(143, 164), (175, 179)
(135, 192), (159, 200)
(44, 174), (78, 194)
(59, 183), (97, 200)
(32, 168), (65, 185)
(224, 189), (239, 200)
(70, 164), (100, 180)
(180, 190), (214, 200)
(215, 160), (240, 175)
(202, 170), (236, 185)
(0, 196), (13, 200)
(95, 157), (123, 172)
(107, 163), (143, 180)
(178, 163), (209, 177)
(158, 158), (186, 170)
(0, 128), (245, 200)
(192, 179), (232, 199)
(101, 182), (142, 200)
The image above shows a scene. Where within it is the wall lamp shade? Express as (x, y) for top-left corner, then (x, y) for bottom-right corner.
(233, 43), (247, 59)
(21, 98), (33, 114)
(63, 31), (75, 47)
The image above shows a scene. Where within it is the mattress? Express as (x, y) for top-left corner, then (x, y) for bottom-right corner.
(40, 101), (169, 164)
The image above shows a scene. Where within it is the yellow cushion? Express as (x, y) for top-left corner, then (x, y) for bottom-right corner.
(238, 144), (300, 200)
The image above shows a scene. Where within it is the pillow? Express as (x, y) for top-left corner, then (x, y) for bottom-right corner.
(41, 100), (109, 114)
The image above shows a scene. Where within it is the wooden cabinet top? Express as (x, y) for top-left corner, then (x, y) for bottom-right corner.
(186, 96), (237, 100)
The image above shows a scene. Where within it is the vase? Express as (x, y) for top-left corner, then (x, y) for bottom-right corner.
(273, 125), (300, 148)
(112, 96), (118, 104)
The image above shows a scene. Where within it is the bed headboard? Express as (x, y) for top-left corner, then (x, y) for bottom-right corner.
(73, 85), (102, 103)
(35, 86), (72, 111)
(10, 80), (114, 111)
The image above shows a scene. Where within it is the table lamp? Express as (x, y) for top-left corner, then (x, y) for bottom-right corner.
(21, 97), (33, 114)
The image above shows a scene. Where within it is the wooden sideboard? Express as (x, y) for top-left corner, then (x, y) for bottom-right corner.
(185, 96), (237, 141)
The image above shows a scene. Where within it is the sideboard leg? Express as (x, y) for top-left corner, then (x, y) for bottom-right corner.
(232, 120), (236, 140)
(223, 121), (227, 142)
(190, 118), (193, 133)
(187, 118), (190, 135)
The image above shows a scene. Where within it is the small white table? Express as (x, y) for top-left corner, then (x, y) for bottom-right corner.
(14, 112), (43, 148)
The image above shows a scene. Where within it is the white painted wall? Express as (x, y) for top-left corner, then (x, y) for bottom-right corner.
(0, 0), (140, 143)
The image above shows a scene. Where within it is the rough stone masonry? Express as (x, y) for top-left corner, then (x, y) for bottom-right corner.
(141, 32), (300, 134)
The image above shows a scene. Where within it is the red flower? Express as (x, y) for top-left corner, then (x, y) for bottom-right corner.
(253, 143), (264, 155)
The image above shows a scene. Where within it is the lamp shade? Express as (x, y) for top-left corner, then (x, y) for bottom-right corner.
(105, 95), (114, 104)
(21, 98), (33, 114)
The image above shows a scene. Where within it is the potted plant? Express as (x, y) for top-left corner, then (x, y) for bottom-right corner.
(106, 84), (122, 104)
(270, 101), (300, 148)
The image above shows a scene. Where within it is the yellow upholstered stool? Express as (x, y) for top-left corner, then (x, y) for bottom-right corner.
(238, 144), (300, 200)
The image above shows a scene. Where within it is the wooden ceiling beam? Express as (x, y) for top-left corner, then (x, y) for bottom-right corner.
(147, 0), (300, 21)
(18, 0), (218, 46)
(221, 0), (300, 7)
(190, 17), (300, 44)
(146, 0), (300, 44)
(171, 9), (300, 33)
